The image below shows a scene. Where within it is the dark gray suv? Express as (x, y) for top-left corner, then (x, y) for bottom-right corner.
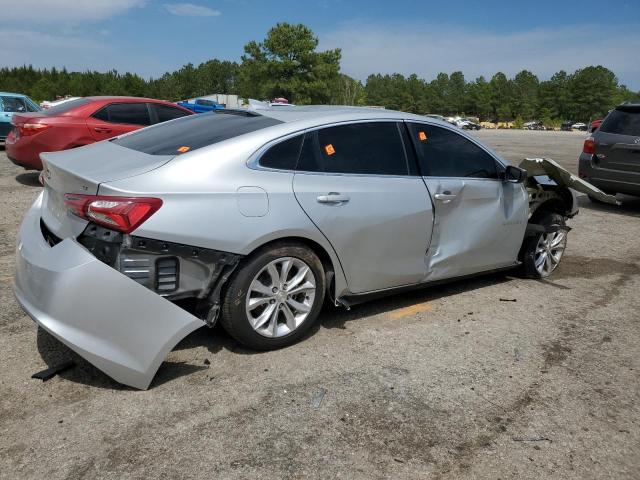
(579, 102), (640, 200)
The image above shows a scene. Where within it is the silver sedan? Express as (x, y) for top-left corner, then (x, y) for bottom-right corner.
(14, 107), (616, 389)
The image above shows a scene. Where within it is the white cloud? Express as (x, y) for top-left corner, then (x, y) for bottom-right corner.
(164, 3), (221, 16)
(0, 0), (146, 23)
(319, 22), (640, 89)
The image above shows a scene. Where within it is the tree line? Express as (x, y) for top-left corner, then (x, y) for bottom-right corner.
(1, 23), (638, 123)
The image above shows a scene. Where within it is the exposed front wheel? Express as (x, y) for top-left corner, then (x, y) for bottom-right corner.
(220, 243), (325, 350)
(520, 212), (568, 278)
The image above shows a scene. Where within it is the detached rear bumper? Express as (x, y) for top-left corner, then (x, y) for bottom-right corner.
(14, 193), (204, 389)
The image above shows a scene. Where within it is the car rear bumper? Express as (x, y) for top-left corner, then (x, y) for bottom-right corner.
(5, 138), (43, 170)
(578, 153), (640, 196)
(14, 193), (204, 389)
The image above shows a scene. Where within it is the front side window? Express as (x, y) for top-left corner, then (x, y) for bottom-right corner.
(259, 135), (304, 170)
(1, 96), (27, 113)
(154, 104), (192, 123)
(407, 123), (499, 179)
(599, 108), (640, 136)
(297, 122), (409, 176)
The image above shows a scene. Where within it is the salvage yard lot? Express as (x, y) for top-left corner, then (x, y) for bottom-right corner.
(1, 130), (639, 479)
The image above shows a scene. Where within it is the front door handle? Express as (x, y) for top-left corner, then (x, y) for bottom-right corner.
(93, 127), (112, 133)
(434, 191), (457, 202)
(317, 193), (350, 204)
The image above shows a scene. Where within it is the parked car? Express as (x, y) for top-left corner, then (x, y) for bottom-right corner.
(6, 96), (193, 170)
(524, 121), (545, 130)
(458, 119), (481, 130)
(571, 122), (587, 131)
(589, 118), (603, 133)
(176, 98), (225, 114)
(561, 121), (574, 131)
(14, 107), (615, 389)
(579, 102), (640, 200)
(0, 92), (41, 143)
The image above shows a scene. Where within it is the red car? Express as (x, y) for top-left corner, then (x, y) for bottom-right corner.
(6, 96), (193, 170)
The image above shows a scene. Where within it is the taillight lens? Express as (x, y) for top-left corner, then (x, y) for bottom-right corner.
(583, 137), (595, 154)
(18, 123), (49, 136)
(63, 194), (162, 233)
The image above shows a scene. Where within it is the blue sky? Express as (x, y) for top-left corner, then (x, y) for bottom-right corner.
(0, 0), (639, 89)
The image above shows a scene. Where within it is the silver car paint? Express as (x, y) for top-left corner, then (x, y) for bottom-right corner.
(14, 194), (203, 390)
(16, 107), (610, 389)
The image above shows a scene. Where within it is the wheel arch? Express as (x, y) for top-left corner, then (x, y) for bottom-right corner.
(242, 233), (348, 302)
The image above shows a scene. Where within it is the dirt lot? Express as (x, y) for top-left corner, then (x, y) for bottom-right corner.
(1, 130), (639, 479)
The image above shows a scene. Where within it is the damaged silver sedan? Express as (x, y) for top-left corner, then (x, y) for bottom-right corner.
(14, 107), (617, 389)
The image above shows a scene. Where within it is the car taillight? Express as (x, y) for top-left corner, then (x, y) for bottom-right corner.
(583, 137), (595, 154)
(17, 123), (49, 136)
(63, 194), (162, 233)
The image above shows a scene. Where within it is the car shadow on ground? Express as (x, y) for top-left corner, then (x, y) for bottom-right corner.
(36, 270), (516, 390)
(577, 193), (640, 217)
(15, 172), (41, 187)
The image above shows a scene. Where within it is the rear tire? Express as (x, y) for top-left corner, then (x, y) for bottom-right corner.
(219, 242), (325, 350)
(520, 212), (567, 279)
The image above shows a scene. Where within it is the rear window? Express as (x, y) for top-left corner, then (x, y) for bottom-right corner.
(154, 104), (192, 122)
(112, 111), (283, 155)
(44, 98), (91, 115)
(599, 108), (640, 136)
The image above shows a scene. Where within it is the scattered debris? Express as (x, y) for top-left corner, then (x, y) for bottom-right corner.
(514, 348), (523, 361)
(393, 458), (405, 463)
(499, 298), (517, 302)
(203, 358), (211, 365)
(311, 388), (327, 408)
(31, 361), (75, 382)
(512, 436), (551, 442)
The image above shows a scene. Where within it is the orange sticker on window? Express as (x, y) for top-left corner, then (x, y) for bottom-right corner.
(418, 131), (427, 141)
(177, 146), (190, 153)
(324, 144), (336, 155)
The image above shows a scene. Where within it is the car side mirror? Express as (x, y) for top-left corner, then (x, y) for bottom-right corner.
(503, 165), (527, 183)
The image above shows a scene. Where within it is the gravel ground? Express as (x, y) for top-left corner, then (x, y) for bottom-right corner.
(1, 130), (639, 479)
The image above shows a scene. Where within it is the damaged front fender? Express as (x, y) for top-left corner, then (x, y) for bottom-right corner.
(14, 194), (204, 389)
(519, 157), (619, 205)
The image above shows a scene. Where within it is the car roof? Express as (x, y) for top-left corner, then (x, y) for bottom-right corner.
(255, 105), (446, 128)
(83, 96), (174, 103)
(0, 92), (29, 98)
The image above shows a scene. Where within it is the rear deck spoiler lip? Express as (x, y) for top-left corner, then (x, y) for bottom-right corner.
(519, 157), (619, 206)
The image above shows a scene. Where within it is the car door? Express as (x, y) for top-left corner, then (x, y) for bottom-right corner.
(292, 121), (433, 294)
(0, 96), (27, 138)
(405, 122), (528, 281)
(86, 102), (152, 141)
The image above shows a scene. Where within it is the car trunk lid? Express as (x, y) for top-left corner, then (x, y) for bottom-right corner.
(40, 141), (174, 239)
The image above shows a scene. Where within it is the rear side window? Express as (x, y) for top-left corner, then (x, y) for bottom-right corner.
(1, 96), (27, 113)
(154, 104), (192, 123)
(113, 111), (283, 155)
(599, 108), (640, 136)
(297, 122), (409, 175)
(94, 103), (151, 125)
(407, 123), (498, 179)
(259, 135), (304, 170)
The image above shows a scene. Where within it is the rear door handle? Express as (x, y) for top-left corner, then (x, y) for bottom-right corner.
(317, 193), (350, 204)
(93, 127), (112, 133)
(434, 191), (457, 202)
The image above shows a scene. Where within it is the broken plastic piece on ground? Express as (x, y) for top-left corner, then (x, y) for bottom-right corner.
(31, 360), (76, 381)
(311, 388), (327, 408)
(499, 298), (517, 302)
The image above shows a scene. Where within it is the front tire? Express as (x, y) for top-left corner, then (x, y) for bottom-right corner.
(520, 212), (568, 278)
(220, 243), (326, 350)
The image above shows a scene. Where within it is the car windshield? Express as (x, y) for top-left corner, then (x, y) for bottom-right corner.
(599, 108), (640, 136)
(112, 110), (283, 155)
(44, 97), (92, 115)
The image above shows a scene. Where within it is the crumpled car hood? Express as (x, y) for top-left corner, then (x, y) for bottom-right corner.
(519, 157), (619, 205)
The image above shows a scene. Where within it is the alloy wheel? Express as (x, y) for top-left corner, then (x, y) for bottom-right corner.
(534, 230), (567, 277)
(246, 257), (317, 338)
